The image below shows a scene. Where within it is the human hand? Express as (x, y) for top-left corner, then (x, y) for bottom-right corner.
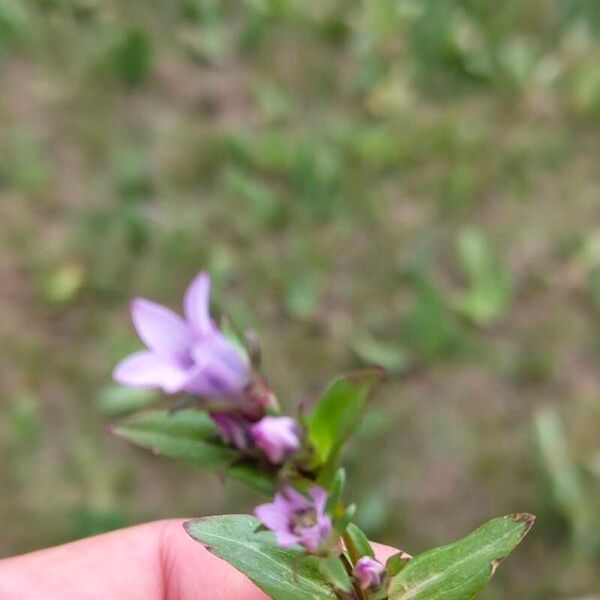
(0, 519), (396, 599)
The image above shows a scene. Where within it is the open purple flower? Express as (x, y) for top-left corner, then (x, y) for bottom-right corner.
(353, 556), (386, 590)
(113, 272), (250, 401)
(255, 486), (332, 553)
(250, 416), (301, 463)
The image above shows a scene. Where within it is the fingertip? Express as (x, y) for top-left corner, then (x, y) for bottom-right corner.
(158, 519), (268, 600)
(372, 541), (401, 563)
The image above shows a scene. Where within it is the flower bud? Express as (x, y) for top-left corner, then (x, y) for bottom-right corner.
(210, 412), (254, 452)
(250, 416), (301, 463)
(353, 556), (386, 590)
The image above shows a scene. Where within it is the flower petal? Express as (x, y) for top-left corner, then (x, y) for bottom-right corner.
(184, 335), (250, 398)
(255, 500), (290, 533)
(184, 272), (215, 335)
(283, 485), (311, 511)
(274, 531), (300, 548)
(113, 351), (188, 393)
(308, 486), (327, 514)
(131, 298), (193, 363)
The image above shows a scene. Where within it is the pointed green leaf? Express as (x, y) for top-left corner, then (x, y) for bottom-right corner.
(386, 551), (412, 577)
(325, 468), (346, 513)
(456, 228), (510, 326)
(403, 276), (459, 363)
(346, 522), (374, 558)
(352, 333), (409, 374)
(96, 385), (156, 416)
(185, 515), (337, 600)
(305, 369), (383, 472)
(319, 554), (352, 592)
(114, 409), (275, 494)
(112, 410), (234, 468)
(116, 408), (217, 437)
(534, 406), (599, 554)
(335, 503), (356, 534)
(388, 514), (534, 600)
(226, 460), (275, 495)
(112, 409), (236, 468)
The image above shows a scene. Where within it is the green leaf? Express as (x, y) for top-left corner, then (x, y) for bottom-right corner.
(185, 515), (337, 600)
(226, 460), (275, 495)
(304, 369), (383, 473)
(95, 385), (156, 416)
(113, 409), (273, 493)
(386, 552), (412, 577)
(352, 333), (409, 374)
(388, 514), (534, 600)
(587, 264), (600, 311)
(319, 554), (352, 592)
(456, 228), (510, 326)
(0, 0), (29, 43)
(346, 522), (374, 558)
(109, 26), (153, 88)
(285, 277), (319, 320)
(534, 406), (599, 555)
(325, 468), (346, 513)
(335, 503), (356, 534)
(403, 275), (459, 363)
(113, 409), (236, 469)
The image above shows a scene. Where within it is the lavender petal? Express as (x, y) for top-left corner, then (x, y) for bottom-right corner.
(113, 351), (188, 393)
(183, 271), (215, 335)
(131, 298), (193, 364)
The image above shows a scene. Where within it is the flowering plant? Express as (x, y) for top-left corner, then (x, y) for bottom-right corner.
(112, 272), (534, 599)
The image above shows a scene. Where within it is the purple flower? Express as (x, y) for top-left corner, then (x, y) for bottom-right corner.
(255, 486), (332, 553)
(210, 412), (254, 452)
(113, 272), (250, 400)
(353, 556), (386, 590)
(250, 416), (301, 463)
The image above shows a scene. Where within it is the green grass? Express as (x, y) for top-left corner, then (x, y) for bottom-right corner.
(0, 1), (599, 596)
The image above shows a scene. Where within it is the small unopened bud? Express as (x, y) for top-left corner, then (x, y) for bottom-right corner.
(250, 416), (301, 463)
(210, 412), (253, 452)
(353, 556), (386, 590)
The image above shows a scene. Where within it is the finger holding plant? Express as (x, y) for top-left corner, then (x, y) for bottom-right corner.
(112, 272), (534, 600)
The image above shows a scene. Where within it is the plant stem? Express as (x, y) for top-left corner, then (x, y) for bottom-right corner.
(340, 553), (367, 600)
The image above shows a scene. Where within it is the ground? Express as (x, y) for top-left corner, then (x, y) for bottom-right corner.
(0, 1), (599, 597)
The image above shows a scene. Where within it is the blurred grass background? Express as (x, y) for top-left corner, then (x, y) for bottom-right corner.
(1, 0), (600, 597)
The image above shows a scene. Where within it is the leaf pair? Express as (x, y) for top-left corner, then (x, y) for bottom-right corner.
(112, 409), (273, 494)
(185, 513), (534, 600)
(113, 369), (384, 494)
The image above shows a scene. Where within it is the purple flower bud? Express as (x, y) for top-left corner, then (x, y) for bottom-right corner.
(210, 412), (254, 452)
(353, 556), (386, 590)
(255, 486), (332, 553)
(250, 416), (301, 463)
(113, 272), (251, 401)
